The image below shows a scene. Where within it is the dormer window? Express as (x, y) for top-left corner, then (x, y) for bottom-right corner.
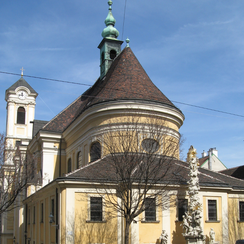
(110, 50), (117, 60)
(17, 107), (25, 124)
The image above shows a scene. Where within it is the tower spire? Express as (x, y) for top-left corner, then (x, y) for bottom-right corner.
(98, 0), (123, 78)
(102, 0), (119, 39)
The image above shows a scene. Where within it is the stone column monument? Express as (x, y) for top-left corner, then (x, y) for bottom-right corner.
(182, 146), (205, 244)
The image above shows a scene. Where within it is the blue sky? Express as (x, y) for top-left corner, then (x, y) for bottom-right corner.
(0, 0), (243, 168)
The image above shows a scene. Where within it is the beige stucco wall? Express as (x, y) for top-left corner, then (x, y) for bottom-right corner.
(228, 196), (244, 243)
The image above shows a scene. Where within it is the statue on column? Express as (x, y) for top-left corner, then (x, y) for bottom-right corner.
(182, 146), (205, 243)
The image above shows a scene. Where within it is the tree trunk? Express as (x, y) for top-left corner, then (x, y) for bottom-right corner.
(124, 219), (131, 244)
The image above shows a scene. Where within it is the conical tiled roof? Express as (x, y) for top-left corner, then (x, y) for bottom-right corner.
(6, 77), (37, 94)
(86, 47), (177, 107)
(43, 47), (182, 133)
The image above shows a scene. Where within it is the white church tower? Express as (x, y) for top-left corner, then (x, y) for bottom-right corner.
(5, 71), (38, 154)
(1, 71), (37, 244)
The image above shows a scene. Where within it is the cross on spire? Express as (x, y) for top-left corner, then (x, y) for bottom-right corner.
(20, 67), (25, 77)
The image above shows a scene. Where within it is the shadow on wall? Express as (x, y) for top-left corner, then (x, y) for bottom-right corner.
(62, 211), (117, 244)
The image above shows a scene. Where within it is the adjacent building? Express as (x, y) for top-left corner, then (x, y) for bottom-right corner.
(199, 148), (227, 172)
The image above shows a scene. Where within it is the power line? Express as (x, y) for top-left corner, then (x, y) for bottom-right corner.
(0, 71), (91, 87)
(1, 70), (244, 119)
(170, 100), (244, 118)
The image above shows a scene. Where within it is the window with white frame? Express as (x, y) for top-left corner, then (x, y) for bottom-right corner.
(239, 201), (244, 221)
(144, 198), (156, 221)
(90, 197), (103, 221)
(208, 199), (217, 221)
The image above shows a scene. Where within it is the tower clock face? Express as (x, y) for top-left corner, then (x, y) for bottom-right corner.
(18, 91), (27, 100)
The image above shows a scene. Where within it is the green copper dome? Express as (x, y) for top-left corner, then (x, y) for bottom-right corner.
(102, 0), (119, 39)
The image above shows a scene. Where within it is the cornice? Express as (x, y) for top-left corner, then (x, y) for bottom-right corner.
(64, 100), (184, 141)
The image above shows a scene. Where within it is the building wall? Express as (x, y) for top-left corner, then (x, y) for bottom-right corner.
(228, 194), (244, 243)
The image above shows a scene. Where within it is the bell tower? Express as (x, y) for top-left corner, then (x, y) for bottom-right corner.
(98, 0), (123, 78)
(5, 71), (38, 157)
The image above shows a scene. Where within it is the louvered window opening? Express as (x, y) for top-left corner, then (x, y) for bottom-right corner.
(17, 107), (25, 124)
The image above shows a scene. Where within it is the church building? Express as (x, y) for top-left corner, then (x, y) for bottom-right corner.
(1, 1), (244, 244)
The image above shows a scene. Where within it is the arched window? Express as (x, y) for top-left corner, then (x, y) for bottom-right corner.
(17, 107), (25, 124)
(67, 158), (72, 173)
(110, 50), (117, 60)
(90, 142), (101, 162)
(77, 151), (82, 169)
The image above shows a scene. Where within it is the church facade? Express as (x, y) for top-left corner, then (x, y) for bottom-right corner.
(1, 1), (244, 244)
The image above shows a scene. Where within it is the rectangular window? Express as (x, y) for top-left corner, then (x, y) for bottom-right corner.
(40, 203), (44, 223)
(145, 198), (156, 221)
(51, 199), (55, 218)
(67, 158), (72, 173)
(33, 206), (35, 224)
(208, 200), (217, 221)
(239, 201), (244, 221)
(178, 199), (188, 221)
(90, 197), (103, 221)
(28, 208), (30, 224)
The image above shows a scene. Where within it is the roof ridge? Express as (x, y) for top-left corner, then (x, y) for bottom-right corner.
(175, 162), (226, 184)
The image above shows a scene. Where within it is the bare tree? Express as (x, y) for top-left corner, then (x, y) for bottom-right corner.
(90, 115), (182, 244)
(223, 200), (244, 243)
(0, 133), (34, 215)
(63, 211), (117, 244)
